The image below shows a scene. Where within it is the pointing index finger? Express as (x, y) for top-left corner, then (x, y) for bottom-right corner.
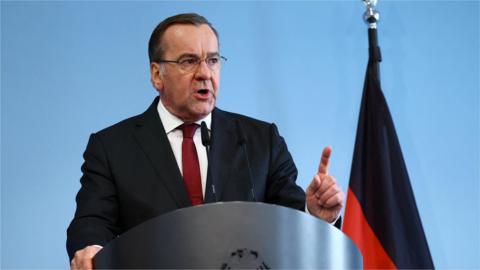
(318, 146), (332, 175)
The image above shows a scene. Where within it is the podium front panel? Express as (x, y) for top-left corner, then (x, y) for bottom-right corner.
(94, 202), (362, 268)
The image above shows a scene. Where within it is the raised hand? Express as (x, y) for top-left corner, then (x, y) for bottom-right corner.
(306, 146), (345, 223)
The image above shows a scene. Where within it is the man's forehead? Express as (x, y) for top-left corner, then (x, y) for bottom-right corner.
(162, 24), (218, 56)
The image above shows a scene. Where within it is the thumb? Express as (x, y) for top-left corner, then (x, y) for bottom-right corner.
(307, 174), (322, 195)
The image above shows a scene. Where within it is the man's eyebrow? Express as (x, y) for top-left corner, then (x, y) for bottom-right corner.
(176, 53), (198, 59)
(176, 52), (220, 59)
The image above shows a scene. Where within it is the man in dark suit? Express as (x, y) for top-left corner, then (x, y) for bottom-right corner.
(67, 13), (345, 269)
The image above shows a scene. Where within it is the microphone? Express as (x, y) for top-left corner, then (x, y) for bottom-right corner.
(201, 121), (217, 202)
(235, 120), (256, 202)
(201, 121), (211, 154)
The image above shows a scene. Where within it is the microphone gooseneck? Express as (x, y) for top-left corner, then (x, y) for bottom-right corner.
(200, 121), (217, 202)
(235, 120), (256, 202)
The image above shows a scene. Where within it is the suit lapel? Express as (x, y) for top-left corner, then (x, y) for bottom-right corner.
(205, 108), (238, 202)
(132, 97), (191, 208)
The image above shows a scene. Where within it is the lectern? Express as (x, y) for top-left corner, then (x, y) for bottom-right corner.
(94, 202), (362, 268)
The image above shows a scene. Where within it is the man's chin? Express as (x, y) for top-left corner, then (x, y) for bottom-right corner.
(197, 101), (215, 114)
(195, 107), (214, 119)
(183, 105), (214, 122)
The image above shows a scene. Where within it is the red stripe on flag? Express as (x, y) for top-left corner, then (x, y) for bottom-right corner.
(343, 188), (396, 269)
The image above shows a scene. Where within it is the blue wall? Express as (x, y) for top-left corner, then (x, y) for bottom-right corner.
(2, 1), (478, 268)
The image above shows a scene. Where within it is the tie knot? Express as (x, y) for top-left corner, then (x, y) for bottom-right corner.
(180, 123), (199, 139)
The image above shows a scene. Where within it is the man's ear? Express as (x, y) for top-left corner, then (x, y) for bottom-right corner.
(150, 62), (164, 93)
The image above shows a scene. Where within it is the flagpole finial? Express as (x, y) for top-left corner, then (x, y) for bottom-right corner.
(363, 0), (380, 29)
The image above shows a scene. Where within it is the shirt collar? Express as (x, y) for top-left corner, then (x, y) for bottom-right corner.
(157, 97), (212, 134)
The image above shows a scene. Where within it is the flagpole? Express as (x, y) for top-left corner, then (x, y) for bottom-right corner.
(363, 0), (382, 80)
(363, 0), (379, 29)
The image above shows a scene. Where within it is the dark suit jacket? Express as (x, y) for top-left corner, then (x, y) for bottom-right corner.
(66, 97), (307, 260)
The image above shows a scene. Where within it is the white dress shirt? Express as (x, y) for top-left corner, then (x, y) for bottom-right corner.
(157, 99), (211, 197)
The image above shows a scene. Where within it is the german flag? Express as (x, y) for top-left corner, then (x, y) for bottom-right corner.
(342, 28), (434, 269)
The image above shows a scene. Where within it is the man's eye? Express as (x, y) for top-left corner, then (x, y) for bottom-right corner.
(207, 57), (219, 65)
(180, 58), (198, 65)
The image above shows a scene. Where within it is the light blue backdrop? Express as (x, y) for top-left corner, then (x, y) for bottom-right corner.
(1, 1), (478, 268)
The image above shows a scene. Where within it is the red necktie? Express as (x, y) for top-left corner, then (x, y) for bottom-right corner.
(180, 124), (203, 205)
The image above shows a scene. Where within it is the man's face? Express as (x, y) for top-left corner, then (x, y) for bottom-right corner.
(150, 24), (220, 122)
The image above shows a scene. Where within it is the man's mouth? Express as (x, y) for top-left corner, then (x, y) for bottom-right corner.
(194, 89), (215, 100)
(197, 89), (209, 95)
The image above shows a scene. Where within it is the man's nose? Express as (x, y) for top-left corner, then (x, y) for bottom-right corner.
(194, 60), (212, 81)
